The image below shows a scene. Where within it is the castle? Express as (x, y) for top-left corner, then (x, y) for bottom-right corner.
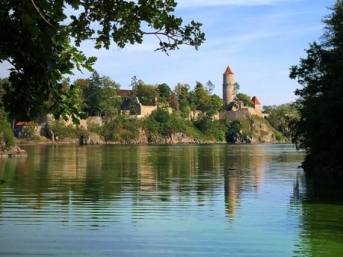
(14, 66), (264, 137)
(115, 65), (263, 120)
(218, 66), (263, 120)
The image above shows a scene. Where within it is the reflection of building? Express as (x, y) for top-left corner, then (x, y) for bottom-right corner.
(224, 145), (266, 220)
(46, 146), (88, 183)
(225, 174), (238, 219)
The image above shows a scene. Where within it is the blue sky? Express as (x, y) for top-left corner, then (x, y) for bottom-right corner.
(0, 0), (336, 106)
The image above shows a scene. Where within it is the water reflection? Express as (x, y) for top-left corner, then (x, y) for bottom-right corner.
(223, 145), (267, 219)
(292, 173), (343, 257)
(2, 144), (335, 257)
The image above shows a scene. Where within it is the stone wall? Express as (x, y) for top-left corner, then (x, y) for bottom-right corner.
(219, 108), (251, 120)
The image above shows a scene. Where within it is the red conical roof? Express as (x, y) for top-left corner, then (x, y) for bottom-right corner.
(224, 66), (234, 75)
(251, 96), (261, 105)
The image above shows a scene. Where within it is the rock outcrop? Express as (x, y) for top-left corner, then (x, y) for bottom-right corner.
(0, 146), (27, 158)
(227, 117), (289, 144)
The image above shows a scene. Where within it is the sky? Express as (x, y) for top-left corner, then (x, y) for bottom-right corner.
(0, 0), (336, 106)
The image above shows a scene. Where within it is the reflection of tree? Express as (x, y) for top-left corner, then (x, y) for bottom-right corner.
(1, 144), (270, 224)
(291, 173), (343, 256)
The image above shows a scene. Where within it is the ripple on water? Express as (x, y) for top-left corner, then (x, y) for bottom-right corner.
(0, 144), (341, 256)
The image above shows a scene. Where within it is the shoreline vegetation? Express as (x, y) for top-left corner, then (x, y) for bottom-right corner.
(1, 112), (292, 159)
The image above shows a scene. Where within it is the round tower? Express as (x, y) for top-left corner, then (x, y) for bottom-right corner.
(223, 66), (236, 107)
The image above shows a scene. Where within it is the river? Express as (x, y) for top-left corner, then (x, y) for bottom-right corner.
(1, 144), (343, 256)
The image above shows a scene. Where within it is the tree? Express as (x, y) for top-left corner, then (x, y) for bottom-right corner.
(194, 86), (209, 112)
(147, 108), (184, 141)
(83, 72), (102, 116)
(0, 78), (15, 146)
(0, 0), (205, 122)
(234, 82), (241, 95)
(82, 72), (121, 117)
(157, 83), (172, 105)
(98, 77), (122, 118)
(205, 80), (215, 95)
(131, 80), (158, 106)
(208, 94), (223, 115)
(168, 92), (179, 110)
(290, 1), (343, 172)
(236, 93), (253, 107)
(174, 84), (191, 116)
(262, 105), (276, 114)
(266, 103), (299, 138)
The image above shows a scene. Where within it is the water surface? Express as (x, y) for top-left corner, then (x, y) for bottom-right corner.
(1, 144), (343, 256)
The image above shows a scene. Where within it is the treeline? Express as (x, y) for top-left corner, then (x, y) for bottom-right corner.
(73, 72), (223, 119)
(0, 73), (297, 146)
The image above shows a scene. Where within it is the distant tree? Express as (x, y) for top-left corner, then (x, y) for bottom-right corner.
(262, 105), (276, 114)
(147, 108), (184, 140)
(130, 80), (158, 106)
(195, 81), (203, 88)
(236, 93), (253, 107)
(174, 84), (191, 117)
(194, 86), (209, 112)
(83, 72), (121, 118)
(98, 77), (122, 118)
(208, 94), (223, 115)
(168, 92), (179, 110)
(157, 83), (172, 105)
(234, 82), (241, 95)
(83, 72), (102, 116)
(266, 103), (299, 137)
(205, 80), (215, 95)
(0, 78), (15, 146)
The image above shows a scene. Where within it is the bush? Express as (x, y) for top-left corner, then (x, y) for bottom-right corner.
(98, 116), (141, 142)
(143, 108), (186, 140)
(194, 115), (226, 141)
(0, 119), (15, 146)
(42, 120), (86, 140)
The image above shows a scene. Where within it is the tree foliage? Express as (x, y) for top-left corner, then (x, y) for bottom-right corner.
(0, 0), (205, 122)
(157, 83), (172, 106)
(144, 108), (184, 142)
(265, 103), (299, 138)
(290, 1), (343, 171)
(82, 72), (121, 117)
(205, 80), (215, 95)
(236, 93), (253, 107)
(130, 79), (159, 106)
(0, 79), (15, 146)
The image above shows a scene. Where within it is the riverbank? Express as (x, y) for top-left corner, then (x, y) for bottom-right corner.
(0, 146), (27, 158)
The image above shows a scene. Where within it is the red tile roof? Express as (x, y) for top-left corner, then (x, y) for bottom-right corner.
(251, 96), (261, 105)
(116, 89), (131, 96)
(223, 66), (234, 75)
(15, 121), (35, 126)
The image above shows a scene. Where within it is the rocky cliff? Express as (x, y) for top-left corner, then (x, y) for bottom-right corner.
(226, 116), (288, 144)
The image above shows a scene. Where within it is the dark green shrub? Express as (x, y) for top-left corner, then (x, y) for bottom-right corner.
(0, 119), (15, 146)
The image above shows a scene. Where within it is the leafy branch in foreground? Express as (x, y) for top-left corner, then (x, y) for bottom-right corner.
(0, 0), (205, 122)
